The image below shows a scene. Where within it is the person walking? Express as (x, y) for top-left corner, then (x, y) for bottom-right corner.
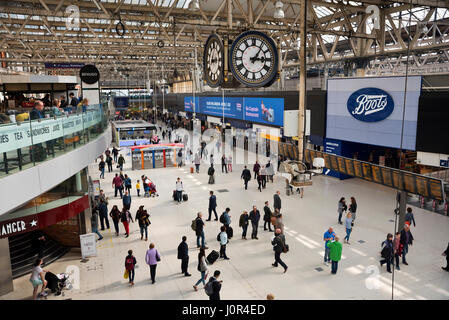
(177, 236), (191, 277)
(393, 232), (401, 271)
(260, 166), (267, 189)
(120, 207), (133, 238)
(205, 270), (222, 300)
(227, 155), (232, 172)
(117, 154), (125, 171)
(344, 212), (353, 244)
(249, 206), (260, 240)
(241, 166), (251, 190)
(327, 236), (343, 274)
(323, 227), (336, 265)
(193, 247), (208, 291)
(109, 205), (121, 236)
(208, 164), (215, 184)
(274, 213), (284, 235)
(125, 250), (137, 286)
(91, 205), (103, 241)
(405, 207), (416, 227)
(337, 197), (347, 225)
(263, 201), (273, 232)
(112, 147), (119, 163)
(273, 191), (282, 213)
(349, 197), (357, 225)
(124, 174), (132, 194)
(175, 177), (183, 204)
(136, 180), (141, 197)
(135, 205), (150, 241)
(195, 212), (207, 249)
(221, 155), (228, 173)
(257, 172), (263, 192)
(194, 152), (201, 173)
(122, 190), (132, 211)
(271, 228), (288, 273)
(253, 161), (260, 180)
(380, 233), (394, 273)
(266, 161), (274, 183)
(210, 154), (214, 166)
(106, 154), (113, 173)
(219, 226), (230, 260)
(99, 158), (105, 179)
(145, 243), (161, 284)
(98, 199), (110, 231)
(221, 208), (231, 232)
(239, 210), (249, 240)
(112, 173), (124, 198)
(207, 191), (218, 221)
(30, 259), (48, 300)
(400, 224), (414, 265)
(442, 242), (449, 271)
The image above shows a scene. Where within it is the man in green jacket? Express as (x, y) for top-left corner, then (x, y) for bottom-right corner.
(118, 154), (125, 171)
(327, 236), (342, 274)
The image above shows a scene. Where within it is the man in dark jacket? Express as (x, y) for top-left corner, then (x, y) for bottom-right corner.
(380, 233), (394, 273)
(177, 236), (191, 277)
(30, 101), (44, 120)
(263, 201), (273, 232)
(207, 191), (218, 221)
(253, 161), (260, 180)
(273, 191), (282, 213)
(195, 212), (208, 249)
(400, 224), (414, 265)
(98, 200), (110, 230)
(442, 242), (449, 271)
(208, 270), (222, 300)
(122, 191), (132, 210)
(272, 228), (288, 273)
(221, 155), (228, 173)
(249, 206), (260, 240)
(208, 165), (215, 184)
(241, 166), (251, 190)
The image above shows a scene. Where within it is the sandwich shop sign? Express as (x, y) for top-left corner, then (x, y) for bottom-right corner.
(347, 87), (394, 122)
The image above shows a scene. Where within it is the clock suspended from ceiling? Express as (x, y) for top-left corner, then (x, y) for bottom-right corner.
(229, 30), (279, 87)
(203, 34), (224, 88)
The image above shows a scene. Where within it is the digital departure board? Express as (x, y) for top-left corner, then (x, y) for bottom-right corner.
(337, 158), (347, 174)
(353, 161), (364, 178)
(305, 149), (445, 201)
(371, 165), (383, 184)
(362, 163), (372, 181)
(345, 159), (355, 176)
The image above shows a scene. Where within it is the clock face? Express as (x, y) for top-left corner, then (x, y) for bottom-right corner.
(203, 34), (224, 88)
(230, 31), (278, 87)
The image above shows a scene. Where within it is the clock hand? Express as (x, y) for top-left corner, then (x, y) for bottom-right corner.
(250, 48), (263, 63)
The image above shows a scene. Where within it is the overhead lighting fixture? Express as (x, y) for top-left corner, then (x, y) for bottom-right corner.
(188, 0), (200, 11)
(274, 1), (285, 19)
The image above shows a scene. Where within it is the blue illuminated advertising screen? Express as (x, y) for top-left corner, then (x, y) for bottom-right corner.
(184, 96), (199, 112)
(243, 97), (284, 126)
(199, 97), (243, 119)
(184, 96), (284, 126)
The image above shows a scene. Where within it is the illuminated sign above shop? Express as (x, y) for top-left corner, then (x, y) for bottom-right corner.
(347, 87), (394, 122)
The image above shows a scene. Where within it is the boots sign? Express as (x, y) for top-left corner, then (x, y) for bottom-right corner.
(347, 87), (394, 122)
(79, 64), (100, 84)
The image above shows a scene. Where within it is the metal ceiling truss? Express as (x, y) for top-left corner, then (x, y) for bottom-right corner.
(0, 0), (448, 82)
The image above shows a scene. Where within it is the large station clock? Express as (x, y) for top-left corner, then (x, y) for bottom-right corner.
(203, 34), (224, 88)
(229, 30), (279, 87)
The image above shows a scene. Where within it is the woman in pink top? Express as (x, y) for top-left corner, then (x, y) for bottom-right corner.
(145, 243), (161, 284)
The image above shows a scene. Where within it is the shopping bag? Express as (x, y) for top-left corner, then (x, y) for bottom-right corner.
(124, 269), (129, 279)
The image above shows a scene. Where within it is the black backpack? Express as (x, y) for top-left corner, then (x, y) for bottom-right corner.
(219, 213), (226, 224)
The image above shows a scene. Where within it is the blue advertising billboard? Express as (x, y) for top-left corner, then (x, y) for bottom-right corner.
(114, 96), (129, 109)
(243, 97), (284, 126)
(184, 96), (199, 113)
(184, 96), (284, 126)
(200, 97), (243, 119)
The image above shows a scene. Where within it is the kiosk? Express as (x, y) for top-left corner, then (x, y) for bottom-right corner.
(130, 143), (184, 170)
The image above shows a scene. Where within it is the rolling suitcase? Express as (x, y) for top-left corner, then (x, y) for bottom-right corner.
(183, 193), (188, 201)
(206, 250), (219, 265)
(226, 226), (233, 239)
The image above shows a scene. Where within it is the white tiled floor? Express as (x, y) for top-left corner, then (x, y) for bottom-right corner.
(2, 127), (449, 300)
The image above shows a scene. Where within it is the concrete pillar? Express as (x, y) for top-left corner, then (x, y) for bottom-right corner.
(75, 171), (82, 192)
(0, 238), (14, 295)
(397, 190), (408, 232)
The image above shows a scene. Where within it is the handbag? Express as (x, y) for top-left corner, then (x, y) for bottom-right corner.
(156, 251), (161, 262)
(123, 269), (129, 279)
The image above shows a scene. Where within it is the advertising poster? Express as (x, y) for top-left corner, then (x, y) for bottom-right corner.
(184, 96), (199, 113)
(199, 97), (243, 119)
(243, 97), (284, 127)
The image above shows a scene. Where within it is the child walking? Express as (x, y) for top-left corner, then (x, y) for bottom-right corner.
(136, 180), (141, 197)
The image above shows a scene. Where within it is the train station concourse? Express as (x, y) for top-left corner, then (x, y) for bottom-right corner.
(0, 0), (448, 312)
